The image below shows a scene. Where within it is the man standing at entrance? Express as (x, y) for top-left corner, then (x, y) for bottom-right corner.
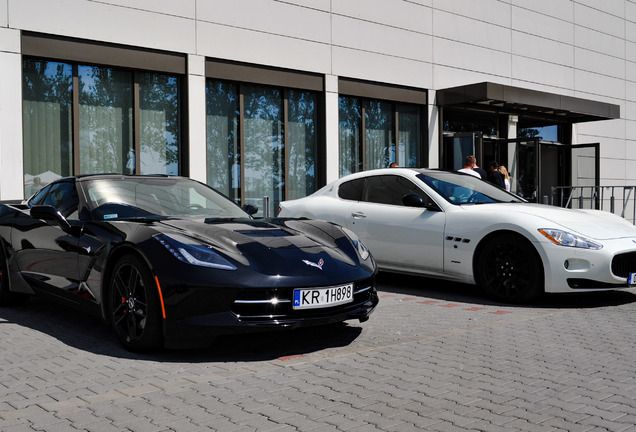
(458, 155), (486, 179)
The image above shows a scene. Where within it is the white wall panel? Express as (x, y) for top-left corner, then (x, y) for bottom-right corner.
(285, 0), (331, 12)
(8, 0), (196, 53)
(627, 41), (636, 63)
(576, 0), (626, 18)
(0, 25), (18, 53)
(98, 0), (195, 18)
(575, 69), (626, 100)
(512, 32), (573, 66)
(332, 46), (432, 89)
(574, 2), (625, 38)
(197, 21), (331, 73)
(332, 15), (431, 63)
(578, 120), (625, 140)
(1, 0), (7, 27)
(433, 9), (511, 53)
(575, 48), (626, 79)
(512, 56), (575, 90)
(0, 48), (24, 200)
(333, 0), (431, 34)
(434, 38), (511, 78)
(574, 26), (625, 58)
(512, 5), (574, 45)
(432, 64), (508, 90)
(197, 0), (330, 44)
(511, 0), (573, 22)
(599, 157), (627, 180)
(433, 0), (511, 27)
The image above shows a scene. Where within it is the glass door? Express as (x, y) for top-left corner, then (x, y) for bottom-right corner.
(442, 132), (483, 171)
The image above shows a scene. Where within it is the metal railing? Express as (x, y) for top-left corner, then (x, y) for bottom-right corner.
(550, 186), (636, 224)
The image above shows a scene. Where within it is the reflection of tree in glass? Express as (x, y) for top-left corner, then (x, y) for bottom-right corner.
(139, 73), (180, 174)
(22, 59), (73, 183)
(339, 97), (362, 176)
(243, 86), (284, 201)
(288, 90), (317, 197)
(79, 66), (133, 174)
(206, 81), (239, 201)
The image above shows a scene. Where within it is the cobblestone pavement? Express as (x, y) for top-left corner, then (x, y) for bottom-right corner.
(2, 273), (636, 431)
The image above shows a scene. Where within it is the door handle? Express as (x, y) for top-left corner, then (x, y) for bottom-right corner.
(351, 212), (366, 219)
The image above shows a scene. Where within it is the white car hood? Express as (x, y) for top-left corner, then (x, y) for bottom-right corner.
(463, 203), (636, 240)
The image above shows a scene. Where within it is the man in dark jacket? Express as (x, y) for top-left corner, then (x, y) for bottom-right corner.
(487, 161), (506, 188)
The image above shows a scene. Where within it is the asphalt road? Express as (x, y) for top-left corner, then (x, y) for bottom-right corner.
(1, 273), (636, 431)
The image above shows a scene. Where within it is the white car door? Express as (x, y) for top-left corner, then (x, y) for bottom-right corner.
(344, 175), (446, 273)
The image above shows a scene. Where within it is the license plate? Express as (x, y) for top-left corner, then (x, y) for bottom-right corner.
(629, 273), (636, 287)
(293, 284), (354, 310)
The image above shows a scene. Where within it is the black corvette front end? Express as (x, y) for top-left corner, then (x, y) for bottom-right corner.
(159, 277), (378, 349)
(137, 217), (379, 349)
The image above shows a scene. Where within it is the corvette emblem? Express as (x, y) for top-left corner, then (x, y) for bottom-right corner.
(303, 258), (324, 270)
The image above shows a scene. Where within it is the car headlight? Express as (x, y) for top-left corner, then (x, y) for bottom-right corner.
(538, 229), (602, 250)
(342, 228), (370, 260)
(154, 233), (237, 270)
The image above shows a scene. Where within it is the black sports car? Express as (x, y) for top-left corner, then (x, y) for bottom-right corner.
(0, 175), (378, 351)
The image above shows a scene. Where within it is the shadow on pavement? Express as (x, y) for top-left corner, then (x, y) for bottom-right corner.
(0, 297), (364, 362)
(376, 271), (636, 309)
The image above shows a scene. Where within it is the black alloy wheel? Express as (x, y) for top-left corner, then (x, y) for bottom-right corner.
(477, 233), (543, 304)
(109, 254), (162, 351)
(0, 247), (29, 306)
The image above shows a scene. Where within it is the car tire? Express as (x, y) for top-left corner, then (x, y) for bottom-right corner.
(0, 247), (29, 307)
(477, 233), (543, 304)
(108, 254), (163, 352)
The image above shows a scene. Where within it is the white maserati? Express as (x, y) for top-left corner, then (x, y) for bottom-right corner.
(278, 168), (636, 303)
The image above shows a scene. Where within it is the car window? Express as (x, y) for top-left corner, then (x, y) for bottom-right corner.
(362, 175), (431, 206)
(40, 181), (79, 218)
(28, 184), (52, 206)
(338, 178), (364, 201)
(418, 171), (524, 205)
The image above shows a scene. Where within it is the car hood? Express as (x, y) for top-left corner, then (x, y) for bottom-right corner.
(151, 217), (368, 276)
(463, 203), (636, 240)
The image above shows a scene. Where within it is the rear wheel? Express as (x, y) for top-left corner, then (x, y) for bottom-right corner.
(0, 247), (29, 306)
(108, 254), (162, 351)
(477, 233), (543, 304)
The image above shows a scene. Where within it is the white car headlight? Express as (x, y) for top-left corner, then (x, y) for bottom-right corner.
(538, 229), (602, 250)
(154, 233), (237, 270)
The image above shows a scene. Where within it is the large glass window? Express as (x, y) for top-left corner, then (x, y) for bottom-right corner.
(23, 59), (73, 197)
(79, 66), (133, 174)
(339, 96), (423, 176)
(206, 80), (319, 216)
(139, 73), (181, 175)
(22, 58), (182, 197)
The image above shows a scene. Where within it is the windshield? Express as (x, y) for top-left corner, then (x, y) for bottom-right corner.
(417, 171), (525, 205)
(82, 177), (250, 220)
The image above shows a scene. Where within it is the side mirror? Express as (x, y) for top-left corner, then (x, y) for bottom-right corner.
(243, 204), (258, 215)
(30, 205), (72, 230)
(402, 193), (440, 211)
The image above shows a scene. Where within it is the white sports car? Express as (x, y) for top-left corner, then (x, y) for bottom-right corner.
(278, 168), (636, 303)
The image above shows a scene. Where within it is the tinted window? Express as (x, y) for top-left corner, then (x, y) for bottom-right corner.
(42, 181), (79, 217)
(28, 184), (52, 206)
(363, 175), (428, 206)
(338, 178), (365, 201)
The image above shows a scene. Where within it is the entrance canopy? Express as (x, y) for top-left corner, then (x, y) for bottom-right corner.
(437, 82), (620, 123)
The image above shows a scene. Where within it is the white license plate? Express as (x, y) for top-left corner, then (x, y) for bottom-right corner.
(629, 273), (636, 287)
(293, 284), (354, 310)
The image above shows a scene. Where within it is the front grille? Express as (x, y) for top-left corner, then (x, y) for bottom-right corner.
(611, 252), (636, 277)
(231, 278), (375, 320)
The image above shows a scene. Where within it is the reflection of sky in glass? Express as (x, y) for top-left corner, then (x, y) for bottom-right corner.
(536, 125), (558, 141)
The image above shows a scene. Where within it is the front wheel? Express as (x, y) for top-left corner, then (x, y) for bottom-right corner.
(476, 233), (543, 304)
(108, 254), (162, 352)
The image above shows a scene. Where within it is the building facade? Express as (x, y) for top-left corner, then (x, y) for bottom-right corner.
(0, 0), (633, 215)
